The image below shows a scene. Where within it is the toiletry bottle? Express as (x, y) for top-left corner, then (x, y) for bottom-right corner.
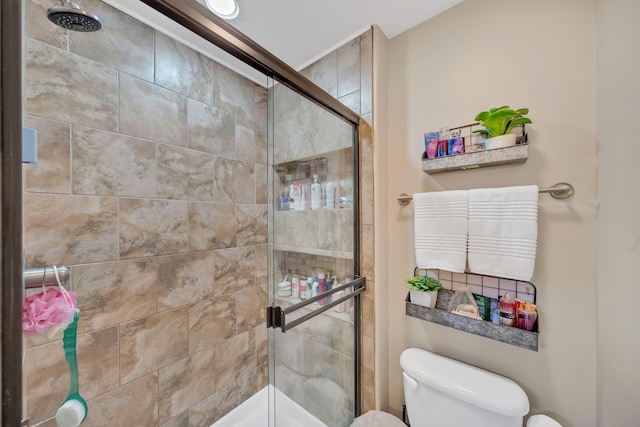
(318, 272), (326, 306)
(325, 274), (334, 304)
(499, 293), (516, 326)
(333, 277), (345, 313)
(311, 174), (321, 210)
(283, 192), (289, 211)
(306, 277), (313, 300)
(291, 270), (300, 299)
(277, 192), (283, 211)
(278, 273), (291, 297)
(288, 184), (295, 210)
(299, 276), (307, 301)
(312, 275), (319, 299)
(326, 181), (335, 209)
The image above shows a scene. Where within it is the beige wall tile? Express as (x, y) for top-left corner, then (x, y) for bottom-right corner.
(24, 193), (118, 267)
(188, 383), (236, 427)
(213, 157), (255, 203)
(236, 285), (267, 333)
(155, 32), (213, 104)
(25, 327), (119, 424)
(362, 335), (375, 371)
(301, 51), (338, 98)
(26, 38), (118, 132)
(73, 257), (157, 334)
(32, 418), (58, 427)
(120, 308), (189, 384)
(339, 90), (361, 115)
(157, 251), (215, 310)
(214, 331), (256, 391)
(157, 144), (214, 201)
(255, 244), (268, 285)
(255, 324), (268, 366)
(188, 202), (236, 251)
(119, 198), (188, 258)
(359, 119), (373, 176)
(24, 115), (71, 194)
(360, 224), (374, 281)
(235, 116), (267, 165)
(362, 294), (375, 339)
(338, 38), (361, 98)
(212, 62), (254, 120)
(188, 294), (236, 354)
(72, 126), (156, 197)
(161, 411), (189, 427)
(159, 348), (217, 423)
(25, 0), (67, 49)
(236, 363), (268, 405)
(236, 204), (267, 246)
(255, 164), (268, 204)
(214, 246), (256, 296)
(361, 167), (374, 226)
(286, 211), (319, 248)
(69, 0), (155, 82)
(318, 210), (354, 252)
(85, 373), (158, 427)
(361, 366), (375, 414)
(119, 73), (188, 146)
(188, 98), (235, 157)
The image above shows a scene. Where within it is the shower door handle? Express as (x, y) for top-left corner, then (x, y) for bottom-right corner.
(267, 276), (366, 332)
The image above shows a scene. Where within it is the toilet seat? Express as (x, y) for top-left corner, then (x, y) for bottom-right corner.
(527, 415), (562, 427)
(350, 410), (406, 427)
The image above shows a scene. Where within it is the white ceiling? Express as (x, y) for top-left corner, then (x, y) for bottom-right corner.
(105, 0), (463, 85)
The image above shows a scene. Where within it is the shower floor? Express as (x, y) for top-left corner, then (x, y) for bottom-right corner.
(212, 385), (327, 427)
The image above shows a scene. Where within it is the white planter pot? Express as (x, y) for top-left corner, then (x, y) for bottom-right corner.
(484, 133), (517, 150)
(410, 289), (438, 309)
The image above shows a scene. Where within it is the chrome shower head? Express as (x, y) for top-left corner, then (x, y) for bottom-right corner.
(47, 0), (102, 32)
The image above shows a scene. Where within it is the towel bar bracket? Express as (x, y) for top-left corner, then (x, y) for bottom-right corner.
(397, 182), (574, 205)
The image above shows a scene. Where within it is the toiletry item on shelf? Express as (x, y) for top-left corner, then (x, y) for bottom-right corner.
(499, 293), (516, 326)
(517, 301), (537, 331)
(318, 273), (326, 306)
(490, 298), (500, 324)
(304, 183), (311, 210)
(278, 274), (292, 297)
(291, 270), (300, 299)
(299, 277), (307, 301)
(312, 276), (319, 299)
(438, 128), (450, 157)
(311, 174), (322, 210)
(277, 192), (284, 211)
(288, 184), (295, 210)
(449, 137), (465, 155)
(306, 277), (313, 300)
(472, 293), (492, 321)
(325, 274), (334, 304)
(326, 182), (335, 209)
(448, 285), (481, 320)
(424, 132), (440, 158)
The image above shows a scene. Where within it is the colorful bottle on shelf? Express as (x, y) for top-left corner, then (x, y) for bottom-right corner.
(325, 274), (334, 304)
(306, 277), (313, 300)
(499, 293), (516, 327)
(318, 272), (326, 306)
(299, 276), (307, 301)
(291, 270), (300, 299)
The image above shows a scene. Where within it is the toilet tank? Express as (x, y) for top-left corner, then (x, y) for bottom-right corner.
(400, 348), (529, 427)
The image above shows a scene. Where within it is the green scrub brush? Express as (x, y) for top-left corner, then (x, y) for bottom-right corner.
(55, 312), (88, 427)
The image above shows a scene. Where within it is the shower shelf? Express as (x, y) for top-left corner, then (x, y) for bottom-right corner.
(405, 290), (539, 351)
(422, 144), (528, 174)
(274, 244), (353, 260)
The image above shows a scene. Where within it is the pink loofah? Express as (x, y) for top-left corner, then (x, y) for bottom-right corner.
(23, 285), (78, 338)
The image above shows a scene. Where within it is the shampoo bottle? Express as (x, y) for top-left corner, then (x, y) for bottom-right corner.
(299, 276), (307, 301)
(291, 270), (300, 298)
(306, 277), (313, 300)
(325, 182), (334, 209)
(311, 174), (321, 210)
(318, 272), (326, 306)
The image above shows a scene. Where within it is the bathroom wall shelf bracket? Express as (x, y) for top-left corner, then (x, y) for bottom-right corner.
(406, 290), (539, 351)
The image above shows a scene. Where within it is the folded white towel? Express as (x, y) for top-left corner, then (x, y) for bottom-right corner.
(468, 185), (538, 281)
(413, 190), (468, 272)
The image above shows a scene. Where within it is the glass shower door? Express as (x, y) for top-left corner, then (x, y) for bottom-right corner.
(268, 81), (364, 427)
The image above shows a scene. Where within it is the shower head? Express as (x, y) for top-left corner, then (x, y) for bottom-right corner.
(47, 0), (102, 32)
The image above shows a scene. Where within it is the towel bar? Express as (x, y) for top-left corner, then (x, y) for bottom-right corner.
(24, 266), (70, 289)
(397, 182), (574, 205)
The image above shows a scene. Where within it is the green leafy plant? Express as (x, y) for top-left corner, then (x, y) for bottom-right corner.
(473, 106), (532, 137)
(407, 276), (443, 293)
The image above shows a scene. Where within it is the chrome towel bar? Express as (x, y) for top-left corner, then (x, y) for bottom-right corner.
(24, 266), (70, 290)
(397, 182), (574, 205)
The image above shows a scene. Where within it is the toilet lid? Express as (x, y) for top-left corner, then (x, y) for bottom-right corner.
(350, 410), (407, 427)
(527, 415), (562, 427)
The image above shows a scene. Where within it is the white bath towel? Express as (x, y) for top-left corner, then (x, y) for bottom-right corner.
(413, 190), (468, 272)
(468, 185), (538, 281)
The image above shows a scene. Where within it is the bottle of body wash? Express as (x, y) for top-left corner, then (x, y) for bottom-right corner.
(311, 174), (321, 210)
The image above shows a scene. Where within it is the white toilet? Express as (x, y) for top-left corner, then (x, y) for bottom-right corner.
(353, 348), (562, 427)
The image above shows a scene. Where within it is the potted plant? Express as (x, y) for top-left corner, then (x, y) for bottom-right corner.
(407, 276), (443, 309)
(473, 106), (532, 150)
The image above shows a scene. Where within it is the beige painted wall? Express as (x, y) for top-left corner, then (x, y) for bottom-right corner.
(385, 1), (597, 426)
(595, 0), (640, 425)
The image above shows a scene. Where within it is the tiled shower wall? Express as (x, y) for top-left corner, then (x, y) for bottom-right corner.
(22, 0), (268, 425)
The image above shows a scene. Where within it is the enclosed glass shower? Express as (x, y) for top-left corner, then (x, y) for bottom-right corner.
(14, 0), (363, 426)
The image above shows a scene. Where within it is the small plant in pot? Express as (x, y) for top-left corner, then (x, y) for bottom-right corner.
(473, 106), (532, 150)
(407, 276), (443, 309)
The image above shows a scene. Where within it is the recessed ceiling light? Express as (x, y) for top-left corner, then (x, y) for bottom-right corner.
(205, 0), (239, 20)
